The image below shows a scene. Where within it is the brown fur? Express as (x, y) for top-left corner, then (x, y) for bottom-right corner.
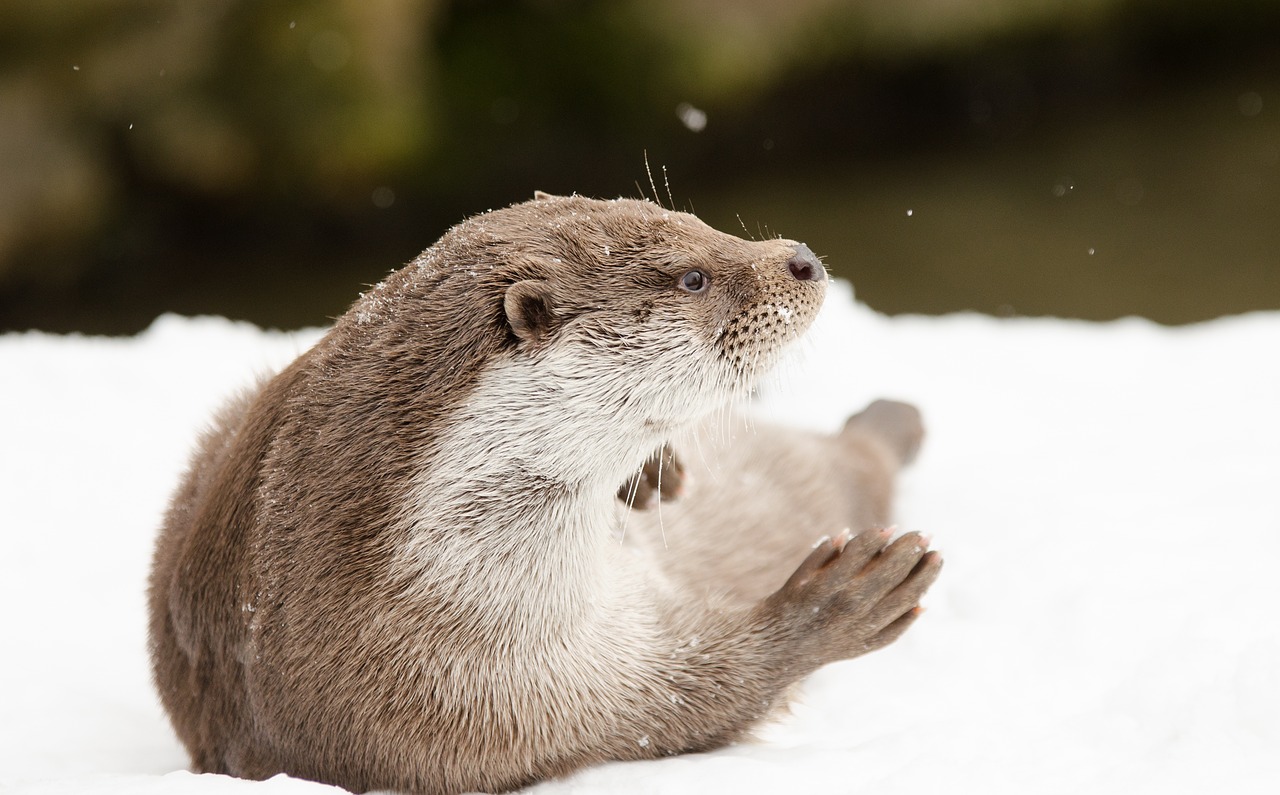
(148, 194), (941, 794)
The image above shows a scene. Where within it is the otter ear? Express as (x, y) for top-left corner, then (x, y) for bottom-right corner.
(504, 279), (560, 352)
(533, 190), (558, 200)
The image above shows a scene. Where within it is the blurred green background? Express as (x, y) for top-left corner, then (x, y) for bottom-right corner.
(1, 0), (1277, 334)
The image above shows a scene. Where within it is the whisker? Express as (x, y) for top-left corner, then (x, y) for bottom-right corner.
(644, 152), (661, 209)
(655, 450), (668, 551)
(689, 423), (720, 487)
(618, 460), (645, 544)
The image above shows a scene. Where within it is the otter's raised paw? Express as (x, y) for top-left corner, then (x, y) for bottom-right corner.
(843, 399), (925, 466)
(617, 444), (686, 510)
(767, 528), (941, 666)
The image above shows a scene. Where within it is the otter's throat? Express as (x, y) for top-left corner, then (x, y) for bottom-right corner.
(391, 350), (667, 620)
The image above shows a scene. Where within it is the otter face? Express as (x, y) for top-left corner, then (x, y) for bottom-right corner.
(708, 241), (827, 382)
(497, 195), (828, 432)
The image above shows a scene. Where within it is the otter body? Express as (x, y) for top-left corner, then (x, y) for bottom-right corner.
(148, 195), (940, 794)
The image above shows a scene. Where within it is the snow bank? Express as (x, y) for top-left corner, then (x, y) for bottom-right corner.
(3, 285), (1278, 794)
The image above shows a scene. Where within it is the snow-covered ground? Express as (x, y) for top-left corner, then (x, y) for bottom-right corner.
(3, 282), (1278, 794)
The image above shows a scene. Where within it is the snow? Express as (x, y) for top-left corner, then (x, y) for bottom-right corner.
(3, 284), (1278, 794)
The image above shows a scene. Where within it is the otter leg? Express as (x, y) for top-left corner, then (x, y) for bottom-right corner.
(841, 399), (924, 468)
(617, 444), (685, 509)
(614, 529), (942, 759)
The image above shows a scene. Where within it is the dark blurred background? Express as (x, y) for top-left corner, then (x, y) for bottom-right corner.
(1, 0), (1277, 334)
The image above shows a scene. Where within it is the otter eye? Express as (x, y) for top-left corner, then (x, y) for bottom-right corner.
(679, 269), (709, 294)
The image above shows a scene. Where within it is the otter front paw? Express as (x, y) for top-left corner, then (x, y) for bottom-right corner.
(768, 528), (941, 667)
(617, 444), (685, 510)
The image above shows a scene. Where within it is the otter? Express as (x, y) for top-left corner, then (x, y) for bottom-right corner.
(148, 193), (941, 795)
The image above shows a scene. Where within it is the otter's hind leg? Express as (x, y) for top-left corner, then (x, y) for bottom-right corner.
(626, 400), (925, 605)
(842, 399), (924, 468)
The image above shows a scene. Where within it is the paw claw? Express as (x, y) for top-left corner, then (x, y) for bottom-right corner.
(770, 528), (940, 666)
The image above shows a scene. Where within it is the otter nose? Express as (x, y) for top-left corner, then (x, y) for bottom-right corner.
(786, 244), (825, 282)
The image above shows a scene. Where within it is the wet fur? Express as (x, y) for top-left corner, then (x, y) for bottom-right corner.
(148, 195), (938, 794)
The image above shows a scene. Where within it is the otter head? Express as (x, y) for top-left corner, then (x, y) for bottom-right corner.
(343, 194), (827, 486)
(490, 194), (827, 435)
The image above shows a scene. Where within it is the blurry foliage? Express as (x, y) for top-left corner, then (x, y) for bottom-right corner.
(0, 0), (437, 280)
(0, 0), (1277, 331)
